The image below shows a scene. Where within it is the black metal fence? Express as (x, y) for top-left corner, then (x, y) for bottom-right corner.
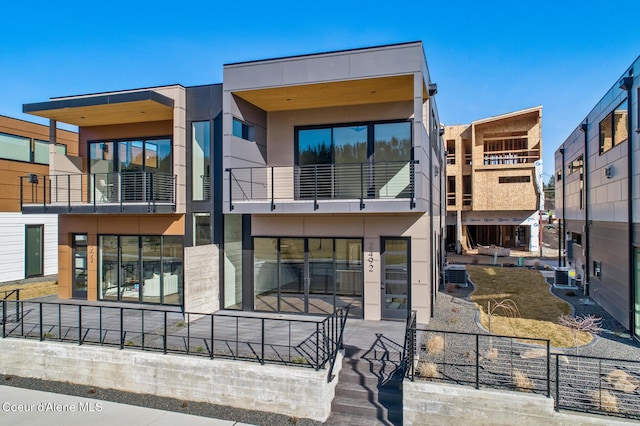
(1, 300), (347, 370)
(0, 289), (20, 324)
(403, 310), (417, 379)
(411, 329), (640, 420)
(415, 330), (550, 396)
(555, 353), (640, 420)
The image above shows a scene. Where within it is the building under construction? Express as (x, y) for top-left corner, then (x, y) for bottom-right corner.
(444, 107), (543, 254)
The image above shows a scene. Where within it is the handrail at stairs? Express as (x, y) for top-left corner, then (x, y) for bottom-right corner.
(327, 305), (350, 383)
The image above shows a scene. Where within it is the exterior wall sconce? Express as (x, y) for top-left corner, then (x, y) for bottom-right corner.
(620, 76), (633, 91)
(28, 174), (39, 184)
(428, 83), (438, 96)
(604, 166), (613, 179)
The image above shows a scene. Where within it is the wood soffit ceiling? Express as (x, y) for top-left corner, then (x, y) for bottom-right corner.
(26, 100), (173, 127)
(233, 75), (424, 111)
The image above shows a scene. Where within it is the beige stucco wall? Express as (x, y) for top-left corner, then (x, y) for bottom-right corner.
(251, 213), (431, 323)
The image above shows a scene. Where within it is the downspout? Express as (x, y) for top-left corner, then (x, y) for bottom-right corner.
(620, 75), (634, 337)
(580, 121), (590, 296)
(559, 148), (565, 267)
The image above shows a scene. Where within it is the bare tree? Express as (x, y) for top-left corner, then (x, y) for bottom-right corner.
(558, 314), (602, 355)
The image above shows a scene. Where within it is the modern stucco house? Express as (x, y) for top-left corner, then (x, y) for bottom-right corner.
(555, 55), (639, 338)
(444, 107), (543, 254)
(0, 115), (77, 283)
(21, 41), (444, 324)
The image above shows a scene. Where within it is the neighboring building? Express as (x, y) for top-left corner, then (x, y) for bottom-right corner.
(21, 42), (445, 324)
(22, 85), (223, 308)
(0, 115), (77, 282)
(444, 107), (543, 254)
(555, 56), (639, 338)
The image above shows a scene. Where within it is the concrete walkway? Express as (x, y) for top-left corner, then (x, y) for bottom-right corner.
(0, 385), (254, 425)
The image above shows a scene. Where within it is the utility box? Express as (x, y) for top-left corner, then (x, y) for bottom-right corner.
(445, 265), (468, 287)
(554, 267), (577, 288)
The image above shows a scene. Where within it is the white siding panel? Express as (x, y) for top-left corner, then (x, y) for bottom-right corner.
(0, 213), (58, 282)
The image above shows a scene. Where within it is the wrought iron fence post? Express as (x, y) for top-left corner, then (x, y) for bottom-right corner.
(99, 306), (103, 345)
(39, 302), (43, 341)
(555, 355), (560, 411)
(546, 340), (551, 397)
(120, 308), (124, 349)
(2, 300), (6, 338)
(315, 322), (320, 370)
(260, 318), (265, 365)
(43, 178), (46, 210)
(475, 334), (480, 389)
(58, 304), (61, 340)
(15, 289), (20, 321)
(186, 313), (190, 355)
(141, 310), (145, 350)
(78, 305), (82, 345)
(163, 311), (167, 354)
(210, 314), (214, 360)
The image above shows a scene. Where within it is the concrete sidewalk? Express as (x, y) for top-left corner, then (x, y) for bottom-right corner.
(0, 385), (253, 426)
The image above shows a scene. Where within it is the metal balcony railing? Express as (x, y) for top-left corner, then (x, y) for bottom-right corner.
(20, 171), (176, 213)
(227, 161), (417, 211)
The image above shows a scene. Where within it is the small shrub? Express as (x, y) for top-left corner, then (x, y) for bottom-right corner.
(289, 417), (298, 425)
(416, 361), (439, 378)
(124, 340), (136, 346)
(87, 388), (96, 395)
(605, 369), (638, 393)
(486, 347), (499, 362)
(175, 320), (185, 328)
(513, 370), (533, 392)
(194, 345), (205, 354)
(291, 356), (307, 364)
(447, 317), (458, 325)
(4, 375), (12, 381)
(426, 335), (444, 356)
(181, 401), (189, 408)
(451, 306), (459, 313)
(592, 389), (618, 413)
(43, 332), (54, 339)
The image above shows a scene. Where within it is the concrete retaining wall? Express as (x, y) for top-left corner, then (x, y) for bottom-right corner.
(404, 380), (636, 425)
(0, 338), (341, 422)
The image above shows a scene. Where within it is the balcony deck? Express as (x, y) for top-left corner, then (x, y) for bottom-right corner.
(20, 171), (176, 214)
(226, 161), (419, 214)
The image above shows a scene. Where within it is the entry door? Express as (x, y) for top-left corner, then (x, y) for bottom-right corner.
(25, 225), (43, 278)
(72, 234), (88, 299)
(381, 238), (410, 320)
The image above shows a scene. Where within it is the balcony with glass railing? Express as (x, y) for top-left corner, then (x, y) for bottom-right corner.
(20, 171), (176, 214)
(226, 161), (418, 213)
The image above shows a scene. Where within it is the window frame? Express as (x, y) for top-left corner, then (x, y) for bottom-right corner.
(599, 100), (628, 155)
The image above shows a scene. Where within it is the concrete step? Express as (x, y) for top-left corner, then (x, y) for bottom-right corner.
(324, 411), (397, 426)
(331, 395), (402, 422)
(324, 411), (398, 426)
(338, 363), (403, 387)
(334, 381), (402, 403)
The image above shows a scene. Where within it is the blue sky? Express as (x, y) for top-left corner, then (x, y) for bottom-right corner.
(1, 1), (639, 180)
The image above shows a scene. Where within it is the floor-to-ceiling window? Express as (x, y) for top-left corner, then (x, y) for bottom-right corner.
(295, 120), (411, 201)
(253, 237), (363, 317)
(98, 235), (183, 305)
(88, 138), (172, 203)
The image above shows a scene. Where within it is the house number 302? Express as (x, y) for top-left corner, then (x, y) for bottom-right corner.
(367, 244), (374, 272)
